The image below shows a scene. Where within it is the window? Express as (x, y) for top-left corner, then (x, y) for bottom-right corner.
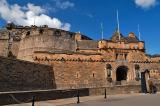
(125, 54), (128, 60)
(39, 29), (44, 34)
(116, 54), (118, 60)
(126, 44), (129, 48)
(135, 64), (140, 70)
(54, 30), (61, 36)
(93, 73), (95, 78)
(76, 72), (80, 79)
(134, 45), (138, 49)
(76, 74), (79, 78)
(26, 31), (30, 36)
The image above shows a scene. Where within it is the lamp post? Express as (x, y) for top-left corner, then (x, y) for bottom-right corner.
(104, 88), (107, 99)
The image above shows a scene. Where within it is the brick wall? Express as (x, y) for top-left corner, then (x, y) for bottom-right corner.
(53, 61), (107, 89)
(34, 52), (107, 89)
(0, 56), (56, 92)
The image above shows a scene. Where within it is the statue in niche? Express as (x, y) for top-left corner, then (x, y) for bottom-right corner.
(106, 64), (112, 83)
(135, 64), (140, 81)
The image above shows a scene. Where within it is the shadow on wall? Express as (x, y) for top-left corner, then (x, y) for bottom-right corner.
(0, 56), (56, 92)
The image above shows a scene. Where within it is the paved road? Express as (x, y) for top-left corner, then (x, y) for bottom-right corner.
(63, 94), (160, 106)
(6, 93), (160, 106)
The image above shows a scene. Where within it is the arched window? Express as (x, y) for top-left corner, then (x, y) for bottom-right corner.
(135, 64), (140, 70)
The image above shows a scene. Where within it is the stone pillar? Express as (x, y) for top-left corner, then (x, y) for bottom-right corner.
(127, 70), (130, 82)
(112, 68), (116, 82)
(145, 72), (150, 92)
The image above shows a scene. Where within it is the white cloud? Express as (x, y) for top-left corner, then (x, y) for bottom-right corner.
(42, 0), (74, 14)
(27, 3), (45, 15)
(0, 0), (71, 31)
(55, 0), (74, 10)
(134, 0), (158, 9)
(45, 0), (74, 12)
(86, 13), (94, 18)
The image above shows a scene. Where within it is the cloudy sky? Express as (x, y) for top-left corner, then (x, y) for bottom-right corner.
(0, 0), (160, 54)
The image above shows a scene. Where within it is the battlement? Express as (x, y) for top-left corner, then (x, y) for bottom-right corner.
(0, 24), (93, 60)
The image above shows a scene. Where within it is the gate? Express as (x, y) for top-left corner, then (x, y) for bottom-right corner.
(141, 71), (147, 93)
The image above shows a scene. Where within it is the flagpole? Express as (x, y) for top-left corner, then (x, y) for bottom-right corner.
(34, 16), (36, 26)
(117, 10), (120, 40)
(138, 24), (141, 41)
(101, 22), (104, 40)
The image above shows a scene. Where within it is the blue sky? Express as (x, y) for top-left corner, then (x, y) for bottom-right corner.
(0, 0), (160, 54)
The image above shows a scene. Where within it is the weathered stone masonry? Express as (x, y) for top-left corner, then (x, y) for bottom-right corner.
(0, 56), (56, 92)
(0, 23), (160, 90)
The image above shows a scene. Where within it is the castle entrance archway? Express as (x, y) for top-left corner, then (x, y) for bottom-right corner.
(116, 66), (128, 82)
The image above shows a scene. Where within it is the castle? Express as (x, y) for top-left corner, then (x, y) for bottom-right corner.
(0, 23), (160, 90)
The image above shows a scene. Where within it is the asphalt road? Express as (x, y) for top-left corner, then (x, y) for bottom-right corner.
(63, 94), (160, 106)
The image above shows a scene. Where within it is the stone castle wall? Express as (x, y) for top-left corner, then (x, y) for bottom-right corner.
(0, 25), (160, 91)
(11, 40), (20, 58)
(34, 52), (107, 89)
(17, 30), (76, 61)
(34, 51), (160, 89)
(0, 56), (56, 92)
(0, 29), (9, 57)
(0, 39), (8, 57)
(53, 61), (106, 89)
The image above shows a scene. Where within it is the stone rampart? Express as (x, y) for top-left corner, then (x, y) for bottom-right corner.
(0, 56), (56, 92)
